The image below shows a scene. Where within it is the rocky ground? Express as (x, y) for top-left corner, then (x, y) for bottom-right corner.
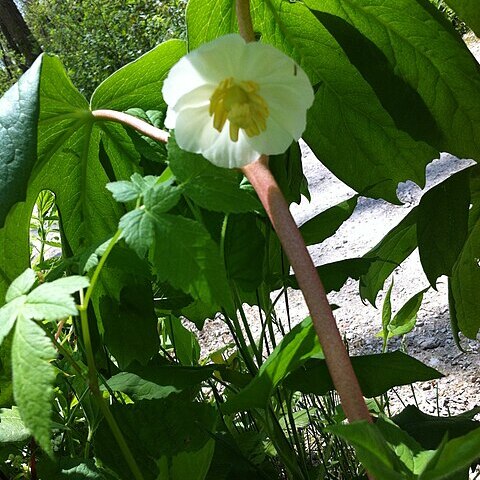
(197, 34), (480, 438)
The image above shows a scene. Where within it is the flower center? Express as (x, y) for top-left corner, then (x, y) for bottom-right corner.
(209, 77), (269, 142)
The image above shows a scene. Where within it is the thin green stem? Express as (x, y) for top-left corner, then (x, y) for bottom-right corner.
(75, 229), (144, 480)
(83, 229), (122, 308)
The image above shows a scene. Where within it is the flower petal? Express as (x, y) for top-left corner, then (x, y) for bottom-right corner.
(174, 106), (219, 154)
(247, 115), (294, 156)
(202, 126), (260, 168)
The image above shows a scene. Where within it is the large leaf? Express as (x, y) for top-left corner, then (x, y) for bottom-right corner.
(186, 0), (237, 50)
(167, 139), (260, 214)
(417, 169), (471, 286)
(91, 247), (159, 369)
(450, 215), (480, 339)
(393, 405), (480, 450)
(285, 351), (443, 398)
(305, 0), (480, 161)
(444, 0), (480, 36)
(0, 54), (134, 303)
(250, 0), (437, 202)
(91, 39), (187, 112)
(223, 317), (322, 413)
(224, 213), (265, 291)
(151, 213), (234, 314)
(94, 399), (216, 480)
(12, 315), (56, 455)
(0, 56), (42, 227)
(360, 208), (418, 306)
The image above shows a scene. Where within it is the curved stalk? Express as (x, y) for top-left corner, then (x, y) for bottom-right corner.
(242, 157), (372, 424)
(91, 109), (169, 144)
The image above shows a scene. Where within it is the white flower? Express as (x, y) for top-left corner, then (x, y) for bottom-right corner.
(162, 34), (314, 169)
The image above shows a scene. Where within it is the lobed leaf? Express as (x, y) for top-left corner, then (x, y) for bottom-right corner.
(0, 56), (42, 227)
(91, 40), (187, 112)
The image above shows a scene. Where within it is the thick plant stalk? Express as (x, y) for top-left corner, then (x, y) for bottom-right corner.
(236, 0), (256, 42)
(242, 157), (372, 424)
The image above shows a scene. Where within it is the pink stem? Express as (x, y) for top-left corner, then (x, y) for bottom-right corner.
(91, 109), (170, 144)
(242, 156), (372, 424)
(236, 0), (256, 42)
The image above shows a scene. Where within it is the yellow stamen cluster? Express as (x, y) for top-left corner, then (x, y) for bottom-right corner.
(209, 77), (269, 142)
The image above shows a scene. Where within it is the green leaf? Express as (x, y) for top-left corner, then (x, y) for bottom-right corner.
(299, 196), (358, 246)
(223, 317), (323, 413)
(327, 420), (408, 479)
(0, 297), (26, 346)
(287, 258), (374, 293)
(186, 0), (237, 50)
(167, 139), (260, 213)
(270, 143), (310, 205)
(285, 351), (443, 398)
(23, 276), (89, 321)
(360, 208), (418, 306)
(419, 426), (480, 480)
(12, 315), (56, 455)
(152, 213), (234, 313)
(95, 399), (216, 480)
(381, 280), (394, 343)
(106, 364), (215, 401)
(444, 0), (480, 36)
(224, 214), (265, 291)
(450, 215), (480, 338)
(393, 405), (480, 450)
(0, 56), (42, 227)
(165, 315), (200, 366)
(387, 288), (428, 338)
(37, 458), (109, 479)
(96, 250), (159, 369)
(250, 0), (437, 202)
(5, 268), (36, 303)
(0, 406), (30, 444)
(119, 209), (156, 258)
(417, 169), (471, 286)
(305, 0), (480, 161)
(91, 39), (187, 112)
(375, 416), (435, 476)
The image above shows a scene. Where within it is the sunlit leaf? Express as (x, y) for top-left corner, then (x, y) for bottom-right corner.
(12, 315), (56, 455)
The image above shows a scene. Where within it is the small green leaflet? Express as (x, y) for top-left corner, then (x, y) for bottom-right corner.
(108, 173), (184, 257)
(5, 268), (36, 303)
